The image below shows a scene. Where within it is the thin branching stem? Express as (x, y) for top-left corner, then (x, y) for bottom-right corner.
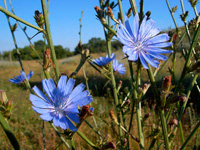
(41, 0), (60, 80)
(0, 6), (44, 32)
(8, 0), (42, 60)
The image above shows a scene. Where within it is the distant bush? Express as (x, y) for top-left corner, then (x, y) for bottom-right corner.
(1, 40), (73, 60)
(74, 37), (122, 55)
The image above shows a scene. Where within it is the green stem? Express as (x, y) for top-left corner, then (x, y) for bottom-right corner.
(147, 65), (170, 150)
(76, 130), (99, 150)
(180, 121), (200, 150)
(41, 0), (60, 80)
(8, 0), (42, 60)
(107, 16), (123, 145)
(129, 0), (138, 15)
(136, 62), (144, 149)
(159, 109), (170, 150)
(193, 6), (198, 17)
(50, 123), (70, 149)
(179, 121), (185, 143)
(42, 121), (46, 150)
(178, 74), (198, 121)
(166, 22), (200, 123)
(84, 120), (102, 138)
(166, 0), (178, 31)
(128, 62), (137, 133)
(88, 60), (111, 80)
(3, 0), (32, 92)
(117, 0), (124, 23)
(70, 138), (76, 150)
(0, 6), (44, 32)
(102, 23), (117, 36)
(139, 0), (144, 23)
(0, 113), (20, 150)
(148, 138), (157, 150)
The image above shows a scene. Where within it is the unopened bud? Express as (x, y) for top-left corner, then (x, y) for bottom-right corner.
(180, 11), (189, 23)
(122, 138), (127, 146)
(107, 7), (118, 23)
(126, 8), (132, 18)
(142, 83), (148, 94)
(162, 76), (171, 92)
(172, 6), (178, 13)
(117, 80), (123, 92)
(6, 101), (13, 110)
(81, 49), (90, 63)
(79, 105), (94, 120)
(34, 10), (44, 28)
(102, 142), (116, 149)
(107, 7), (113, 17)
(168, 95), (187, 106)
(94, 6), (106, 24)
(188, 15), (200, 31)
(125, 99), (131, 105)
(109, 110), (118, 124)
(144, 113), (151, 119)
(43, 48), (54, 70)
(145, 11), (151, 20)
(94, 6), (101, 12)
(0, 90), (8, 105)
(188, 61), (200, 72)
(137, 87), (143, 99)
(168, 118), (178, 127)
(11, 23), (17, 32)
(189, 0), (198, 7)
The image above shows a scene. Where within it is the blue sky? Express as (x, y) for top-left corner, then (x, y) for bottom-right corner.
(0, 0), (199, 52)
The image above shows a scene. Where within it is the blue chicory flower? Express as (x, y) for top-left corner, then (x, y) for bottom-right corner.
(92, 53), (116, 66)
(117, 14), (173, 69)
(30, 76), (93, 131)
(112, 59), (126, 74)
(9, 71), (34, 84)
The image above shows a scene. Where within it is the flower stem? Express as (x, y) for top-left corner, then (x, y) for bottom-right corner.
(50, 123), (70, 149)
(147, 65), (170, 150)
(106, 16), (123, 146)
(42, 121), (46, 150)
(136, 62), (144, 149)
(41, 0), (60, 80)
(8, 0), (42, 60)
(180, 121), (200, 150)
(129, 0), (138, 15)
(3, 0), (32, 92)
(76, 130), (99, 150)
(0, 113), (20, 150)
(84, 120), (102, 138)
(117, 0), (124, 23)
(166, 21), (200, 123)
(193, 6), (198, 17)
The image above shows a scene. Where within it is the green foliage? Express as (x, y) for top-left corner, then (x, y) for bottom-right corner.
(74, 37), (122, 54)
(1, 40), (73, 60)
(54, 45), (73, 59)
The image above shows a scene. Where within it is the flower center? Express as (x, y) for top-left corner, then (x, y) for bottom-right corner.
(54, 106), (63, 113)
(134, 42), (144, 52)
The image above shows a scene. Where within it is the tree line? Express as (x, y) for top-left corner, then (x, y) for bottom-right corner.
(0, 37), (122, 60)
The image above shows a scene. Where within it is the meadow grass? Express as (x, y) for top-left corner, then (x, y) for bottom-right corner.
(0, 51), (199, 149)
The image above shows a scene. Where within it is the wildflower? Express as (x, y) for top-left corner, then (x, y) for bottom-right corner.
(9, 71), (34, 84)
(112, 59), (126, 74)
(117, 14), (173, 69)
(30, 76), (93, 131)
(93, 53), (116, 66)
